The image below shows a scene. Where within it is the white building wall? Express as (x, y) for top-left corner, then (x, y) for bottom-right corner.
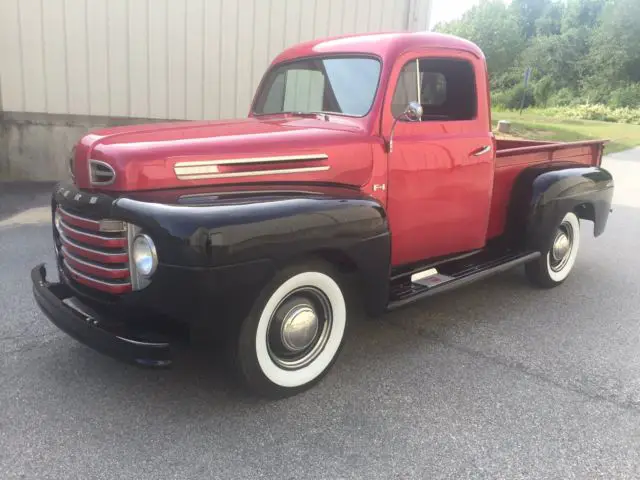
(0, 0), (432, 120)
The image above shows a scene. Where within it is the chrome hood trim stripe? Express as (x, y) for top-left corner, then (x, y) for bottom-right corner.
(174, 154), (329, 180)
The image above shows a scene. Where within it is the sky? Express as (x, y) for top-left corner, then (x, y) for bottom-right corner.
(429, 0), (481, 28)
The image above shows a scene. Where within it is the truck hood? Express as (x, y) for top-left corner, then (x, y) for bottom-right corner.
(72, 116), (374, 192)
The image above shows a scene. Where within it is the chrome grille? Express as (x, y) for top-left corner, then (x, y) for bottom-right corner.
(55, 206), (132, 294)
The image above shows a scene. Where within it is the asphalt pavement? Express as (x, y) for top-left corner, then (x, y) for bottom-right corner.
(1, 149), (640, 479)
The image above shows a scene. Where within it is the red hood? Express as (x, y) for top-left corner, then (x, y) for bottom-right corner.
(73, 116), (374, 192)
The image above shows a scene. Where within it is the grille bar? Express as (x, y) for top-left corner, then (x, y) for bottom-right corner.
(63, 261), (132, 294)
(62, 247), (130, 279)
(59, 219), (127, 248)
(55, 206), (131, 294)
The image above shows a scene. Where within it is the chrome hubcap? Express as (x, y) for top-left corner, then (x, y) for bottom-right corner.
(281, 305), (319, 352)
(267, 288), (333, 370)
(549, 222), (574, 272)
(552, 233), (570, 261)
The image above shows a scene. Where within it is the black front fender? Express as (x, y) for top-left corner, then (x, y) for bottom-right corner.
(112, 185), (391, 315)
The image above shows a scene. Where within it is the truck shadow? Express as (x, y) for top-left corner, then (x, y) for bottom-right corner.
(39, 267), (540, 411)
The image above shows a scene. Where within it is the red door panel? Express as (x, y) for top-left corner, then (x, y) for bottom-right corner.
(382, 49), (494, 267)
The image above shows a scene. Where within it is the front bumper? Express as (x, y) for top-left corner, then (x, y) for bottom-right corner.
(31, 264), (171, 367)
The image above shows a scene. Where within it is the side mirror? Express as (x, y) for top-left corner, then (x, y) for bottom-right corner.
(403, 101), (423, 122)
(387, 102), (423, 153)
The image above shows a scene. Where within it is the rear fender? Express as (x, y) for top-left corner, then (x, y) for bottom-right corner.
(506, 165), (614, 252)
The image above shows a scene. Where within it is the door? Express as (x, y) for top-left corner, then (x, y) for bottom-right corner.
(384, 51), (494, 267)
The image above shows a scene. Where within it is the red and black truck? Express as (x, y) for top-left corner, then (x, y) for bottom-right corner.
(32, 32), (614, 397)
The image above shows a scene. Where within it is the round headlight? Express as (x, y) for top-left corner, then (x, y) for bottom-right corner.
(132, 234), (157, 277)
(54, 210), (63, 232)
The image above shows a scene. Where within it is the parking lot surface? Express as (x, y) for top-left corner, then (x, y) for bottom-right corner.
(1, 149), (640, 479)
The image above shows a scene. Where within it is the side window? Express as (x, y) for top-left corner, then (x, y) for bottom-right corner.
(391, 58), (477, 121)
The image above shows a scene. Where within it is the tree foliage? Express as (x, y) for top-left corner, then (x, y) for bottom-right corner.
(434, 0), (640, 109)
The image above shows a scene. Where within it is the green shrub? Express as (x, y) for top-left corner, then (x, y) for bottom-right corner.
(547, 88), (579, 107)
(610, 84), (640, 108)
(533, 77), (554, 107)
(492, 85), (534, 109)
(516, 104), (640, 124)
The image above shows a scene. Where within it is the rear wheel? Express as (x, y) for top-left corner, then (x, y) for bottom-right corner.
(525, 211), (581, 288)
(231, 262), (347, 398)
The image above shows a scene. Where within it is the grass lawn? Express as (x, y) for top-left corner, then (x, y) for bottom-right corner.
(492, 111), (640, 154)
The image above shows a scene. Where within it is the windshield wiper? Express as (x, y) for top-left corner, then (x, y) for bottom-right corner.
(280, 111), (332, 120)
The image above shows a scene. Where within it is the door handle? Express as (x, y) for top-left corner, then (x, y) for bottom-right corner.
(471, 145), (492, 156)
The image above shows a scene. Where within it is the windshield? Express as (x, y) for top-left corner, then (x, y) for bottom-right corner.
(253, 56), (381, 117)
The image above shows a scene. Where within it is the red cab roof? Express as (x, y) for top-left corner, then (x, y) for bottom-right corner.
(272, 32), (484, 65)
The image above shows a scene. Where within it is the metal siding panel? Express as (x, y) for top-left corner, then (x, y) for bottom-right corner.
(203, 0), (222, 119)
(327, 0), (343, 36)
(312, 0), (329, 38)
(298, 0), (317, 42)
(283, 0), (301, 47)
(167, 0), (187, 119)
(18, 0), (47, 112)
(148, 0), (169, 118)
(354, 0), (370, 33)
(268, 0), (287, 62)
(86, 0), (110, 115)
(252, 0), (271, 95)
(0, 0), (25, 111)
(186, 0), (205, 119)
(235, 0), (255, 117)
(366, 0), (384, 31)
(41, 0), (68, 113)
(107, 0), (130, 116)
(129, 0), (150, 117)
(340, 0), (357, 34)
(218, 0), (239, 119)
(64, 0), (90, 115)
(1, 0), (430, 117)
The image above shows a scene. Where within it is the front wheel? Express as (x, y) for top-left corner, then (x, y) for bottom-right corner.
(525, 211), (581, 288)
(231, 262), (347, 398)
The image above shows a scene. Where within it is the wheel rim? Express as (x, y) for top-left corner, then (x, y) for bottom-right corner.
(549, 221), (574, 272)
(266, 287), (333, 370)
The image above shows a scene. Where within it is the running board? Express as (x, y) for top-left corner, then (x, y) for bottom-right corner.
(386, 251), (540, 311)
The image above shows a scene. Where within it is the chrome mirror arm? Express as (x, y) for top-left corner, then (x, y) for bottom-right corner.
(385, 101), (423, 154)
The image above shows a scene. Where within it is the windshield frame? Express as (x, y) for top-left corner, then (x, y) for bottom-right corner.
(251, 53), (383, 119)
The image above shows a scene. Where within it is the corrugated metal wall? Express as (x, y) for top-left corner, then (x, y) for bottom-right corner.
(0, 0), (432, 120)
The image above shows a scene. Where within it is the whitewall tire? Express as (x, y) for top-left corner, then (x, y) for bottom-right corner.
(526, 211), (581, 288)
(232, 262), (347, 397)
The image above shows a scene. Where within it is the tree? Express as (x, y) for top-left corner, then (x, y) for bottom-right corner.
(510, 0), (554, 38)
(435, 1), (525, 81)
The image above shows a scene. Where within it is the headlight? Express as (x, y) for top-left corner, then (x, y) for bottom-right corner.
(132, 234), (157, 277)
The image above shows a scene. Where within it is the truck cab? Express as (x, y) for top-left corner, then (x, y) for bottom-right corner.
(32, 32), (614, 398)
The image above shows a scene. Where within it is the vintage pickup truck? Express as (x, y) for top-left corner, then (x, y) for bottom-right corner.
(32, 32), (614, 397)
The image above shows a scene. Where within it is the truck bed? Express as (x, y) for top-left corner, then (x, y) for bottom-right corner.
(487, 138), (606, 239)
